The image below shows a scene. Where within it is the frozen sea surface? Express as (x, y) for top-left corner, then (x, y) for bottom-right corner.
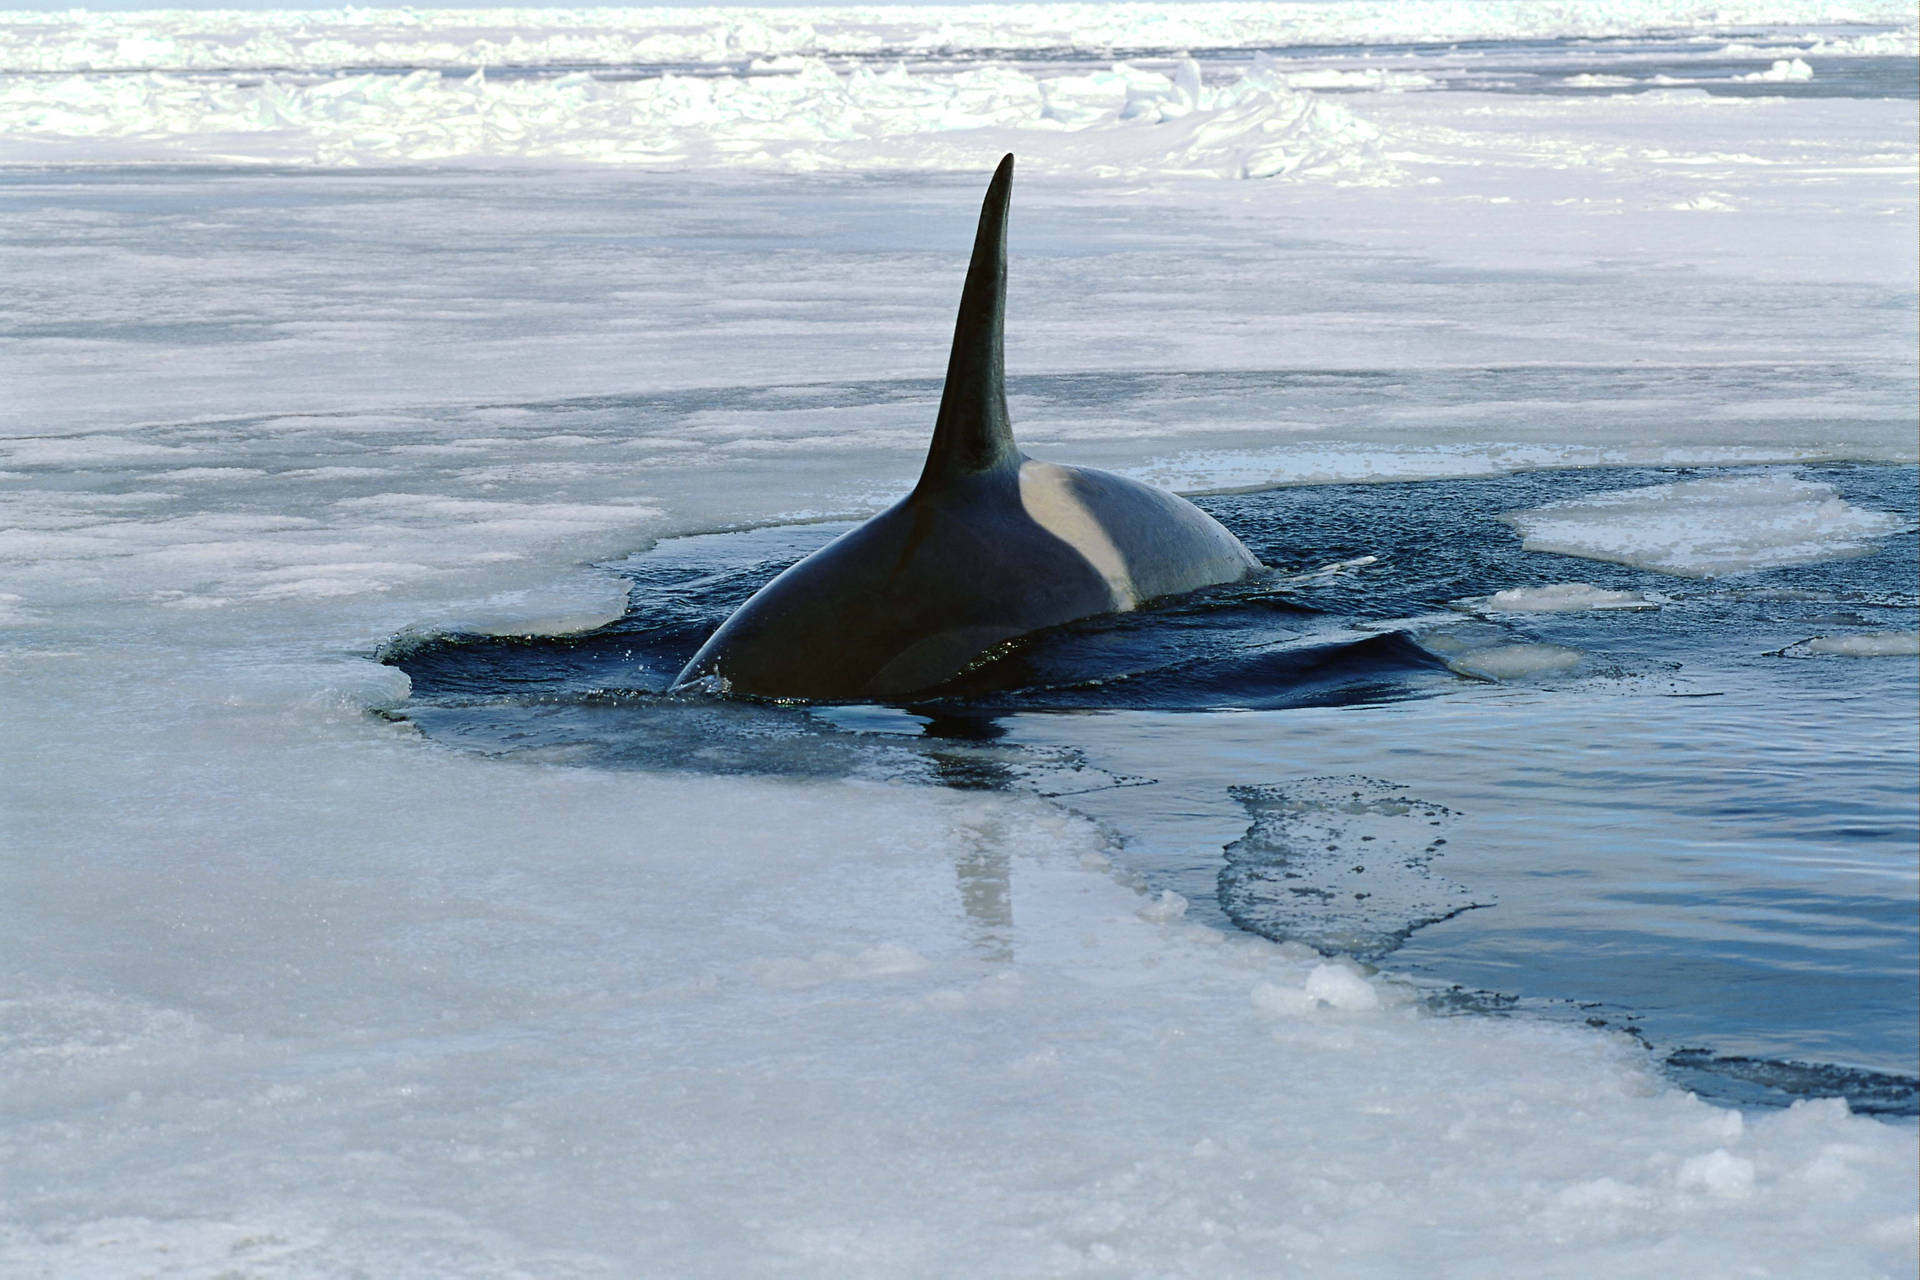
(3, 6), (1917, 1276)
(391, 462), (1920, 1113)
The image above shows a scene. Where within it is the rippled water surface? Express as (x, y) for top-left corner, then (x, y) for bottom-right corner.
(386, 463), (1919, 1114)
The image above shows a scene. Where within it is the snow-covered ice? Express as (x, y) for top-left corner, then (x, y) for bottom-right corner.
(5, 685), (1916, 1275)
(2, 3), (1915, 1275)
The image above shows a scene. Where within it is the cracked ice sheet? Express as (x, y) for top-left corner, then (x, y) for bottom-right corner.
(1, 653), (1915, 1278)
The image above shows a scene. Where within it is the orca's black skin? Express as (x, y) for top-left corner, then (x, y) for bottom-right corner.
(673, 154), (1262, 702)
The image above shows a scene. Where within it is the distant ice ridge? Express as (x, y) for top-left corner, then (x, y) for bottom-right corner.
(1502, 472), (1910, 578)
(0, 54), (1388, 177)
(2, 4), (1914, 73)
(3, 2), (1914, 173)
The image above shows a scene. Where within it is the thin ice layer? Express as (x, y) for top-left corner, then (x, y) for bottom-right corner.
(1219, 777), (1485, 958)
(1501, 472), (1909, 577)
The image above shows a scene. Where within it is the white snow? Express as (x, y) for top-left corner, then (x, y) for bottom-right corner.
(1, 3), (1915, 1275)
(1502, 472), (1910, 577)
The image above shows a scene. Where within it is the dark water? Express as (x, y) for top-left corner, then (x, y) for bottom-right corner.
(383, 463), (1919, 1116)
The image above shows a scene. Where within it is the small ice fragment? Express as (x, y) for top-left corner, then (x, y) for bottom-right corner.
(1502, 473), (1905, 578)
(1481, 584), (1654, 613)
(1446, 643), (1583, 681)
(1736, 58), (1813, 81)
(1303, 962), (1381, 1012)
(1275, 555), (1379, 588)
(1785, 631), (1920, 658)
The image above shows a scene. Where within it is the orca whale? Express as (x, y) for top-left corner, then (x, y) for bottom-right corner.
(673, 154), (1262, 702)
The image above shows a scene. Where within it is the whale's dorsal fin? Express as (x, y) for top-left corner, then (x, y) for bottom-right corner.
(917, 154), (1022, 491)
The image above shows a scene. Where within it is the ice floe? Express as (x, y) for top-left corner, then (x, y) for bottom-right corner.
(1779, 630), (1920, 657)
(1443, 640), (1587, 680)
(1502, 472), (1909, 578)
(1476, 583), (1661, 612)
